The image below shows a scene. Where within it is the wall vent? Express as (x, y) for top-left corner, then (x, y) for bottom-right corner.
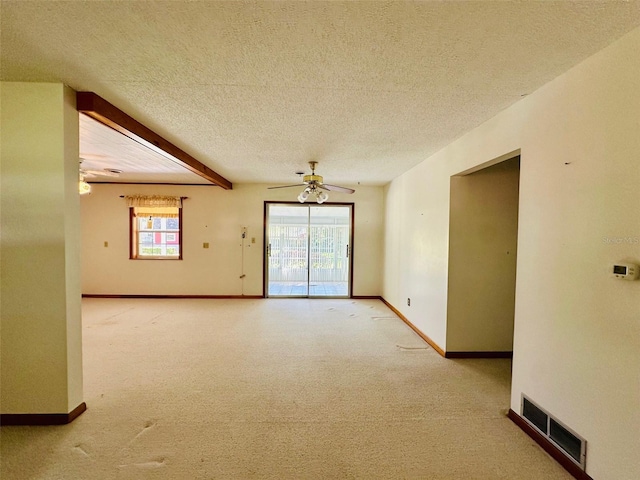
(522, 396), (548, 433)
(521, 395), (587, 469)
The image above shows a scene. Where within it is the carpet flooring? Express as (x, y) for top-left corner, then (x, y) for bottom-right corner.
(0, 298), (572, 479)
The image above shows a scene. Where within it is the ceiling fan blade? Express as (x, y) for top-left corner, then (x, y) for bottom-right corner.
(82, 169), (120, 177)
(267, 183), (307, 190)
(320, 184), (355, 194)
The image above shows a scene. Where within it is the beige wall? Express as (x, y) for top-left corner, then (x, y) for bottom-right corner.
(446, 157), (519, 352)
(0, 82), (83, 413)
(81, 183), (383, 296)
(383, 28), (640, 480)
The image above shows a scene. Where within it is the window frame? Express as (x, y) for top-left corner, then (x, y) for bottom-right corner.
(129, 207), (183, 260)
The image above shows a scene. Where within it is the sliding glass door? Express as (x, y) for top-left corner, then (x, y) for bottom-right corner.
(266, 203), (352, 298)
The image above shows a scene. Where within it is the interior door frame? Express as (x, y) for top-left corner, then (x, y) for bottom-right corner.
(263, 201), (355, 298)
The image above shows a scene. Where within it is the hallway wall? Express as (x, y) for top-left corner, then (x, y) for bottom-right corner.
(383, 27), (640, 480)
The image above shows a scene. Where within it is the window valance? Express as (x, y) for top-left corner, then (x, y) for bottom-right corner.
(132, 207), (178, 218)
(125, 195), (183, 208)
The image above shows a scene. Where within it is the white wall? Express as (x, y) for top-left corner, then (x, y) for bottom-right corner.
(1, 82), (83, 414)
(81, 183), (383, 296)
(447, 157), (519, 352)
(383, 28), (640, 480)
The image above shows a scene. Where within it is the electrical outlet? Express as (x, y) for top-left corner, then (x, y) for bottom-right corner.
(407, 298), (411, 306)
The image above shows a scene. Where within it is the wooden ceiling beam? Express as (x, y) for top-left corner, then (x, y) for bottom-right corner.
(76, 92), (232, 190)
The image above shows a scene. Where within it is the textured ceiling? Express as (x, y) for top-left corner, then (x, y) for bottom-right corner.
(2, 1), (640, 186)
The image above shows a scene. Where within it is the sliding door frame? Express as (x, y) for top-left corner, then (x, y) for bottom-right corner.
(263, 201), (355, 298)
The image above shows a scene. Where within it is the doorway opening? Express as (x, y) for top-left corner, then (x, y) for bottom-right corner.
(264, 202), (353, 298)
(446, 154), (521, 355)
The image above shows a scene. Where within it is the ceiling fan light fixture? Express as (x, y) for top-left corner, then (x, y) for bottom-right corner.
(298, 188), (310, 203)
(79, 180), (92, 195)
(317, 190), (329, 204)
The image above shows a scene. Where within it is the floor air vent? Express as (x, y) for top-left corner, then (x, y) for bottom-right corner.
(521, 395), (587, 469)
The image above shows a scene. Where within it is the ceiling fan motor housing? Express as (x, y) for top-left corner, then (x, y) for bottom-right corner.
(304, 174), (323, 184)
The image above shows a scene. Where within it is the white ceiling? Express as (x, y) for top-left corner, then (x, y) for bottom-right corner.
(79, 113), (211, 184)
(2, 1), (640, 187)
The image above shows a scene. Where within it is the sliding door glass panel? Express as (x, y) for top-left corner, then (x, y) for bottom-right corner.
(267, 205), (309, 297)
(309, 206), (350, 297)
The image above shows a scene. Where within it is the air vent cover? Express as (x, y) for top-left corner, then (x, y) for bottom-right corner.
(521, 395), (587, 470)
(523, 397), (548, 433)
(549, 418), (583, 465)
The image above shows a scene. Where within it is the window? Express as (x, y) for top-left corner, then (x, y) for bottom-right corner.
(126, 195), (183, 260)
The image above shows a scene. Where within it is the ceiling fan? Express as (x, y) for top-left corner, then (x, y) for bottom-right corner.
(268, 161), (355, 203)
(79, 159), (122, 195)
